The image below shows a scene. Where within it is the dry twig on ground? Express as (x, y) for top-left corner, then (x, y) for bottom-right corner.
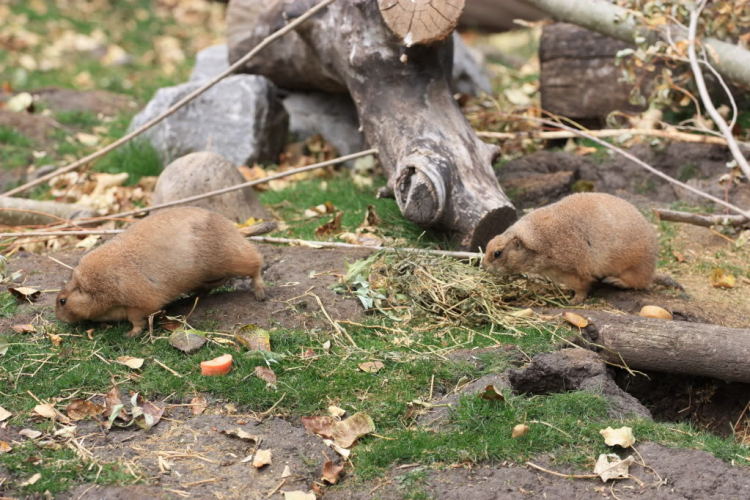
(654, 209), (749, 228)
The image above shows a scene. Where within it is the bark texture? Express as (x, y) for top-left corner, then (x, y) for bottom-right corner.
(579, 310), (750, 383)
(227, 0), (517, 250)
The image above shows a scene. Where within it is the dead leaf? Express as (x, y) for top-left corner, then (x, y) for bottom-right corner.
(189, 396), (207, 415)
(638, 306), (672, 320)
(8, 286), (41, 302)
(479, 385), (505, 401)
(323, 439), (351, 458)
(304, 201), (336, 219)
(21, 472), (41, 487)
(322, 460), (344, 484)
(75, 132), (99, 146)
(34, 403), (60, 420)
(282, 465), (292, 478)
(359, 205), (381, 229)
(600, 426), (636, 448)
(0, 336), (8, 356)
(103, 386), (123, 417)
(19, 429), (42, 439)
(6, 92), (34, 112)
(11, 324), (36, 334)
(314, 211), (343, 237)
(254, 366), (277, 387)
(66, 399), (105, 421)
(53, 425), (77, 439)
(48, 333), (63, 347)
(131, 394), (164, 430)
(328, 406), (346, 418)
(0, 441), (11, 454)
(331, 412), (375, 448)
(563, 311), (589, 328)
(116, 356), (144, 369)
(0, 406), (11, 422)
(594, 454), (635, 482)
(302, 416), (335, 439)
(252, 449), (272, 468)
(219, 428), (260, 443)
(235, 324), (271, 351)
(512, 424), (529, 438)
(710, 269), (736, 289)
(359, 361), (384, 373)
(284, 492), (315, 500)
(302, 349), (317, 359)
(673, 251), (685, 262)
(169, 328), (207, 354)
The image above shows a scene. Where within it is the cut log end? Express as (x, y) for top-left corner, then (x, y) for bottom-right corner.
(394, 156), (446, 225)
(378, 0), (466, 46)
(469, 205), (518, 252)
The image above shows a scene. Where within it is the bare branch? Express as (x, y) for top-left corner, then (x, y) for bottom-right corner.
(654, 209), (749, 228)
(687, 0), (750, 182)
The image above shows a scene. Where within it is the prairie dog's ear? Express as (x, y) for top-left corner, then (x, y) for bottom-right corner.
(512, 224), (536, 252)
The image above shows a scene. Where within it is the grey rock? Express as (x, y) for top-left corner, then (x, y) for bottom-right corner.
(451, 32), (492, 97)
(129, 75), (288, 167)
(189, 44), (230, 83)
(152, 151), (270, 223)
(282, 91), (365, 156)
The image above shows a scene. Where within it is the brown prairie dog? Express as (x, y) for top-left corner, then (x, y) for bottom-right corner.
(55, 207), (266, 337)
(482, 193), (661, 304)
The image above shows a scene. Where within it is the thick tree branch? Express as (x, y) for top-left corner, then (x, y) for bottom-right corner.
(654, 209), (749, 228)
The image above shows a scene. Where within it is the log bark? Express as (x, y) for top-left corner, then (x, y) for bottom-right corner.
(0, 198), (96, 226)
(655, 209), (749, 229)
(577, 310), (750, 383)
(227, 0), (517, 250)
(539, 23), (653, 124)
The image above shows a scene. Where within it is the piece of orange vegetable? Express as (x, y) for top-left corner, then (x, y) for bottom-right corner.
(201, 354), (233, 376)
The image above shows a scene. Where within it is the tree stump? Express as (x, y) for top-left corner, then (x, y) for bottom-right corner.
(227, 0), (517, 250)
(540, 23), (655, 126)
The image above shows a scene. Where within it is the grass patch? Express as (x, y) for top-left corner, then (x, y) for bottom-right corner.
(0, 441), (134, 495)
(258, 175), (448, 247)
(93, 140), (162, 184)
(0, 292), (19, 318)
(0, 127), (33, 147)
(55, 110), (101, 128)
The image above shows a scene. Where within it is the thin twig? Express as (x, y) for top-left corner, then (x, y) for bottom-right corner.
(266, 479), (286, 498)
(2, 0), (340, 197)
(526, 461), (598, 479)
(47, 255), (74, 270)
(476, 128), (750, 151)
(529, 419), (574, 439)
(687, 0), (750, 182)
(500, 112), (750, 219)
(152, 358), (183, 378)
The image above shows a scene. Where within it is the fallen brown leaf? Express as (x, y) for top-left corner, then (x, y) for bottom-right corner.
(600, 426), (636, 448)
(66, 399), (105, 421)
(512, 424), (529, 438)
(328, 406), (346, 418)
(48, 333), (63, 347)
(314, 211), (343, 237)
(302, 416), (335, 439)
(254, 366), (277, 387)
(19, 429), (42, 439)
(116, 356), (144, 369)
(322, 460), (344, 484)
(638, 305), (672, 320)
(235, 324), (271, 351)
(359, 361), (384, 373)
(710, 268), (736, 288)
(479, 385), (505, 401)
(283, 492), (315, 500)
(330, 412), (376, 448)
(8, 286), (41, 302)
(594, 454), (635, 482)
(0, 441), (11, 454)
(189, 396), (207, 415)
(219, 428), (260, 443)
(0, 406), (11, 422)
(11, 324), (36, 334)
(252, 449), (272, 468)
(359, 205), (381, 229)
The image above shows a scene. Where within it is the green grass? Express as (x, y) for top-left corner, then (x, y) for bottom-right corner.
(0, 441), (134, 495)
(0, 292), (19, 318)
(55, 110), (101, 128)
(0, 127), (33, 148)
(93, 140), (162, 184)
(258, 175), (448, 247)
(0, 126), (34, 171)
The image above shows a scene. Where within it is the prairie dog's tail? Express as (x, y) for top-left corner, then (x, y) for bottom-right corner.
(653, 272), (686, 292)
(239, 221), (277, 237)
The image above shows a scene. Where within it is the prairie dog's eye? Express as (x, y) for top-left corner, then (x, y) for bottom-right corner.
(59, 298), (67, 306)
(493, 250), (502, 259)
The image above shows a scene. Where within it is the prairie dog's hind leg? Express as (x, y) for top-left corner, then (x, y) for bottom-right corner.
(229, 246), (266, 301)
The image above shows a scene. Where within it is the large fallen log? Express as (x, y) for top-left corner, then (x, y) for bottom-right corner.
(575, 310), (750, 384)
(227, 0), (517, 250)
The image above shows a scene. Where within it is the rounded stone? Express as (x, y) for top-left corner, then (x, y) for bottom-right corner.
(152, 151), (270, 223)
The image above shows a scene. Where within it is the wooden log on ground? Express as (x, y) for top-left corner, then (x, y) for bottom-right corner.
(0, 198), (96, 226)
(577, 310), (750, 383)
(227, 0), (517, 250)
(655, 209), (750, 229)
(539, 23), (654, 125)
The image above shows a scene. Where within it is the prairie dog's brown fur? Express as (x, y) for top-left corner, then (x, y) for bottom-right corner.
(482, 193), (659, 303)
(55, 207), (265, 336)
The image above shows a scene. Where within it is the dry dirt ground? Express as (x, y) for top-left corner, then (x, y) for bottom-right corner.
(1, 235), (749, 499)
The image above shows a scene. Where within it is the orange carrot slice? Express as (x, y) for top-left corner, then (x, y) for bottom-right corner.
(201, 354), (233, 376)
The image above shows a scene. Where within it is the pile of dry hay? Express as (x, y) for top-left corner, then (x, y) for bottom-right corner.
(336, 251), (569, 333)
